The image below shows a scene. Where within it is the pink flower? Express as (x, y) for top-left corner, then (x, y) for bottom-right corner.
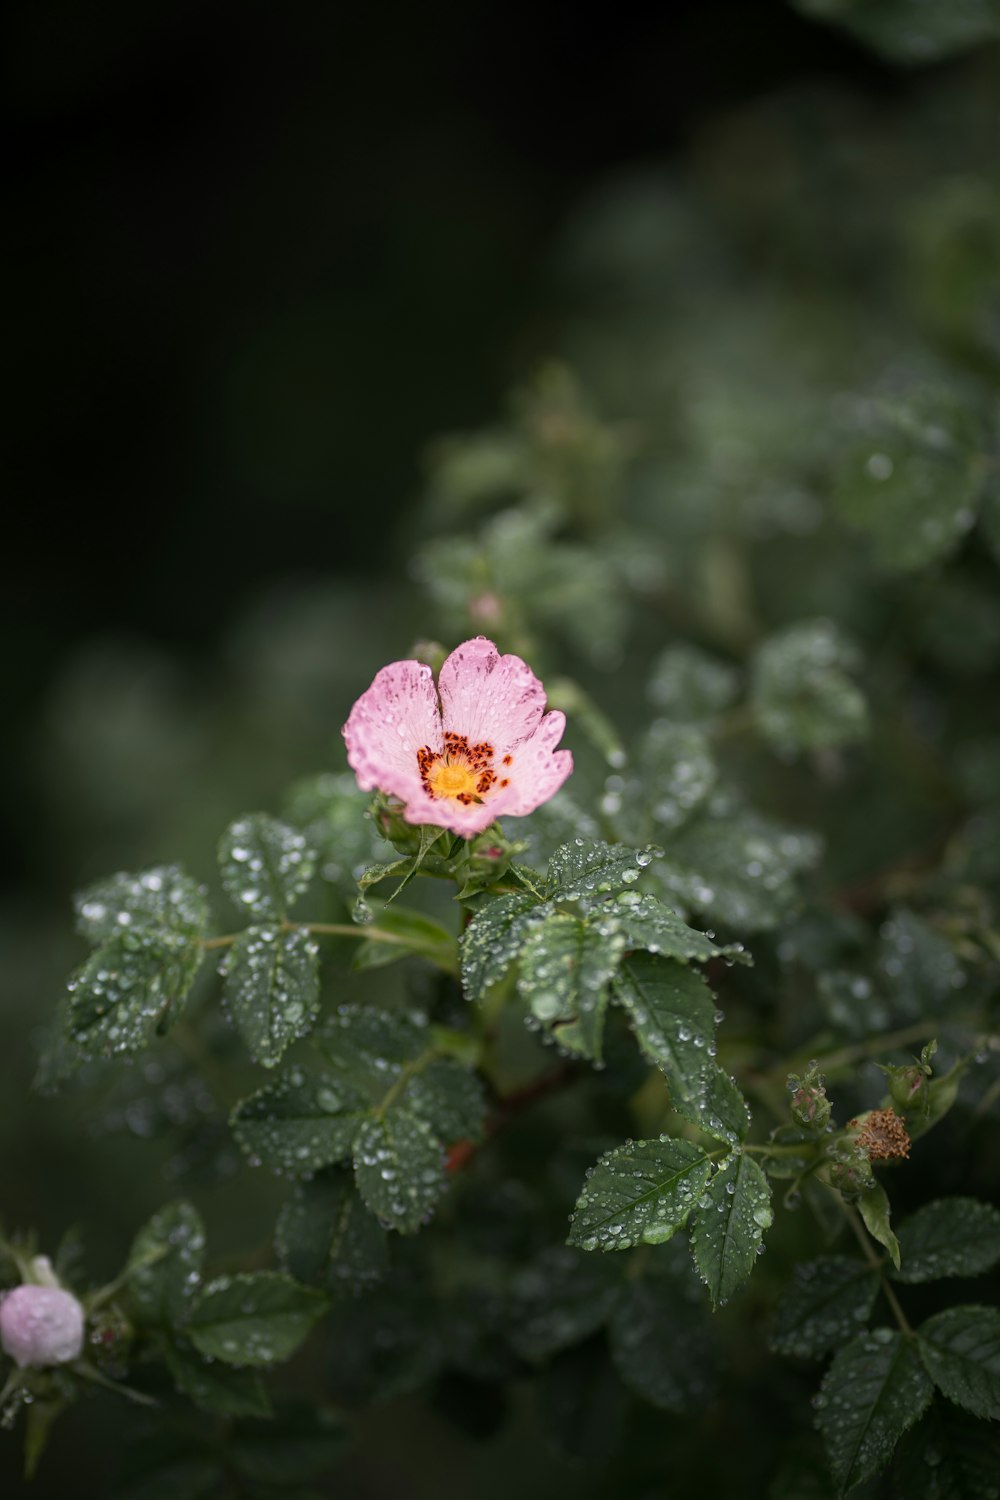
(0, 1284), (85, 1369)
(343, 636), (573, 837)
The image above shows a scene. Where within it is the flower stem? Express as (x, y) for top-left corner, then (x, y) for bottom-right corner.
(201, 919), (459, 977)
(836, 1192), (912, 1336)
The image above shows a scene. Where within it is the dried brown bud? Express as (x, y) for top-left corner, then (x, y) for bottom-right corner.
(849, 1107), (911, 1162)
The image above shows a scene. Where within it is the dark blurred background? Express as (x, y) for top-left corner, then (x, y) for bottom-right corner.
(2, 0), (898, 895)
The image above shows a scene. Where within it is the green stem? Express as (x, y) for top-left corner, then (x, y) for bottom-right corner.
(374, 1047), (438, 1120)
(836, 1193), (912, 1336)
(810, 1021), (943, 1077)
(743, 1141), (817, 1159)
(201, 919), (459, 977)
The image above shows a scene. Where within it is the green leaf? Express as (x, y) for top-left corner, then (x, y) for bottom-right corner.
(352, 905), (459, 975)
(614, 953), (748, 1145)
(546, 838), (656, 899)
(606, 891), (750, 964)
(74, 866), (208, 946)
(515, 791), (600, 872)
(221, 925), (320, 1068)
(877, 908), (965, 1023)
(164, 1340), (272, 1417)
(640, 721), (717, 831)
(399, 1057), (486, 1144)
(609, 1277), (717, 1411)
(508, 1246), (620, 1361)
(919, 1306), (1000, 1420)
(186, 1271), (327, 1366)
(893, 1198), (1000, 1284)
(67, 930), (203, 1059)
(219, 813), (315, 919)
(568, 1136), (713, 1251)
(231, 1071), (366, 1175)
(770, 1257), (880, 1360)
(352, 1108), (446, 1233)
(127, 1200), (205, 1325)
(516, 911), (625, 1062)
(857, 1182), (900, 1271)
(647, 643), (741, 724)
(691, 1153), (773, 1306)
(313, 1004), (426, 1101)
(460, 892), (551, 1002)
(283, 772), (390, 897)
(893, 1400), (1000, 1500)
(750, 619), (868, 755)
(816, 1329), (933, 1495)
(653, 794), (821, 931)
(275, 1169), (389, 1293)
(831, 366), (986, 571)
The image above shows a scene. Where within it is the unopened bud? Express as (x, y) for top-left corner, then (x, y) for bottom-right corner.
(787, 1065), (832, 1130)
(0, 1284), (85, 1369)
(373, 796), (426, 854)
(828, 1151), (874, 1199)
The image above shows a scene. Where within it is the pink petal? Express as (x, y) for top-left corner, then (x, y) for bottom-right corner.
(489, 710), (573, 818)
(343, 659), (442, 802)
(438, 637), (547, 753)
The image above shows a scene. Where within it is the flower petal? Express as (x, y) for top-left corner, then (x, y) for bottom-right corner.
(489, 710), (573, 818)
(438, 636), (547, 752)
(404, 795), (499, 839)
(343, 659), (442, 801)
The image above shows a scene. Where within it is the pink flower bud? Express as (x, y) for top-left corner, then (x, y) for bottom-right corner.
(0, 1284), (85, 1369)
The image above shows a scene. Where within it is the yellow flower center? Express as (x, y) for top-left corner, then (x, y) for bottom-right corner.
(429, 760), (481, 801)
(416, 733), (506, 807)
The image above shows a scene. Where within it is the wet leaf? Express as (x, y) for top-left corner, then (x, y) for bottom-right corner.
(352, 1108), (447, 1234)
(164, 1340), (272, 1417)
(831, 365), (985, 571)
(546, 838), (657, 900)
(74, 866), (208, 946)
(516, 910), (625, 1062)
(276, 1169), (389, 1293)
(893, 1399), (1000, 1499)
(653, 793), (821, 931)
(459, 893), (551, 1003)
(221, 925), (320, 1067)
(568, 1136), (713, 1251)
(219, 813), (316, 919)
(615, 953), (748, 1145)
(127, 1200), (205, 1325)
(609, 1277), (717, 1410)
(646, 643), (741, 723)
(893, 1198), (1000, 1284)
(231, 1072), (367, 1176)
(640, 721), (717, 831)
(770, 1257), (880, 1360)
(67, 930), (203, 1059)
(919, 1306), (1000, 1420)
(691, 1152), (773, 1306)
(816, 1328), (933, 1495)
(186, 1271), (327, 1366)
(750, 619), (868, 755)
